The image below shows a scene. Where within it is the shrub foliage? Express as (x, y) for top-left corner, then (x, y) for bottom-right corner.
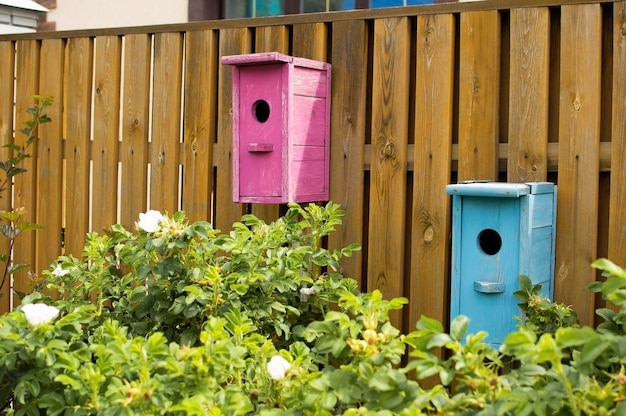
(1, 203), (626, 415)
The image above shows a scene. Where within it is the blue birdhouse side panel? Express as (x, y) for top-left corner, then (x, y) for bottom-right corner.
(519, 184), (557, 300)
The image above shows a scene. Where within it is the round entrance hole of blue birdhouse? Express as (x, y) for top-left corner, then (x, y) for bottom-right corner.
(253, 100), (270, 123)
(477, 228), (502, 255)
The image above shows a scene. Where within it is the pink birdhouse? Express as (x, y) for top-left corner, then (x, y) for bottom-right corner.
(222, 52), (331, 204)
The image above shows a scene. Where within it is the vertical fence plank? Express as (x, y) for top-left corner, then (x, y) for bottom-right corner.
(120, 34), (151, 230)
(410, 14), (455, 332)
(250, 25), (289, 224)
(13, 40), (40, 303)
(0, 41), (15, 313)
(293, 22), (327, 61)
(328, 20), (368, 285)
(65, 37), (93, 258)
(151, 32), (183, 215)
(458, 11), (500, 181)
(255, 25), (289, 54)
(548, 11), (561, 148)
(37, 39), (65, 278)
(555, 4), (602, 326)
(215, 27), (250, 232)
(92, 36), (121, 232)
(368, 17), (410, 329)
(507, 7), (550, 183)
(183, 30), (217, 224)
(609, 1), (626, 269)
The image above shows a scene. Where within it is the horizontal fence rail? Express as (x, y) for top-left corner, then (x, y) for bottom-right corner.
(0, 0), (624, 333)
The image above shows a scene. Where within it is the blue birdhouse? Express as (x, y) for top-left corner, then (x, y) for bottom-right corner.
(446, 181), (557, 346)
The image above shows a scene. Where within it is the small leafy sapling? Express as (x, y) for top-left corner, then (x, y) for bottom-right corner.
(0, 95), (52, 297)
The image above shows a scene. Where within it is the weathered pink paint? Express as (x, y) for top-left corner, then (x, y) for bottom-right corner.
(222, 52), (331, 203)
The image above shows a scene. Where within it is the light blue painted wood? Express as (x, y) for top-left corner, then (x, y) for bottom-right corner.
(448, 181), (557, 346)
(446, 182), (530, 198)
(529, 190), (556, 229)
(528, 182), (555, 195)
(474, 281), (506, 293)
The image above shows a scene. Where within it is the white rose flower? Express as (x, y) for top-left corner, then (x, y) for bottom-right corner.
(299, 286), (316, 302)
(137, 210), (164, 233)
(52, 263), (70, 277)
(267, 355), (291, 380)
(22, 303), (60, 326)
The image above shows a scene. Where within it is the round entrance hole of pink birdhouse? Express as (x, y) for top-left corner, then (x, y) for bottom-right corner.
(477, 228), (502, 256)
(253, 100), (270, 123)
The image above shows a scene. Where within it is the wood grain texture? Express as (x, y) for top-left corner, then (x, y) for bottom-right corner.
(555, 4), (602, 326)
(64, 37), (93, 258)
(120, 34), (151, 230)
(151, 32), (183, 215)
(36, 39), (65, 281)
(215, 27), (250, 232)
(183, 30), (217, 224)
(328, 19), (368, 286)
(609, 1), (626, 268)
(458, 11), (501, 181)
(293, 22), (327, 61)
(12, 40), (40, 302)
(0, 3), (622, 324)
(410, 14), (455, 332)
(368, 17), (410, 329)
(0, 0), (618, 43)
(507, 7), (550, 182)
(0, 41), (14, 313)
(92, 36), (121, 232)
(250, 25), (289, 224)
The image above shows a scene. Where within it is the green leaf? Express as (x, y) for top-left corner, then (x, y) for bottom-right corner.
(8, 263), (30, 274)
(37, 392), (65, 412)
(439, 368), (455, 386)
(555, 326), (598, 348)
(388, 296), (408, 310)
(595, 308), (616, 322)
(367, 377), (394, 394)
(2, 143), (21, 152)
(315, 335), (343, 355)
(503, 330), (536, 348)
(6, 167), (27, 178)
(450, 315), (469, 341)
(319, 391), (338, 410)
(325, 310), (348, 322)
(592, 258), (626, 278)
(270, 301), (286, 313)
(518, 274), (532, 290)
(17, 222), (43, 232)
(598, 276), (626, 296)
(308, 373), (330, 391)
(426, 333), (453, 350)
(578, 337), (610, 364)
(0, 210), (21, 222)
(416, 315), (444, 333)
(586, 281), (603, 293)
(0, 224), (18, 239)
(54, 374), (82, 390)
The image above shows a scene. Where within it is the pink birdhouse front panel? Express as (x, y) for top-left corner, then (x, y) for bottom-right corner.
(237, 64), (285, 200)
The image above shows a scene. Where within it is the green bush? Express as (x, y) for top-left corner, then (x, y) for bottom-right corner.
(2, 202), (626, 414)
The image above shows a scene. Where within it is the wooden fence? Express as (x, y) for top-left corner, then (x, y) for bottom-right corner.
(0, 0), (624, 333)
